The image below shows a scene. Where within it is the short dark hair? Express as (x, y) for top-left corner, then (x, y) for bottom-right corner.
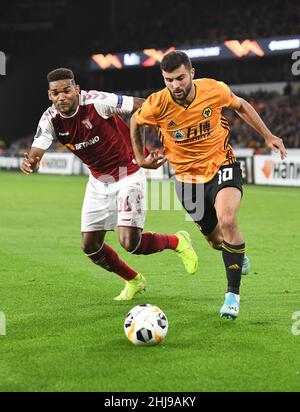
(160, 51), (192, 72)
(47, 68), (75, 84)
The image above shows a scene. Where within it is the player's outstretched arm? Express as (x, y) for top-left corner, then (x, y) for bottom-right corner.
(234, 97), (287, 160)
(20, 147), (45, 175)
(130, 115), (166, 169)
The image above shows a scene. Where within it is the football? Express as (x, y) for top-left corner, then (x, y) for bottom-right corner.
(124, 304), (168, 346)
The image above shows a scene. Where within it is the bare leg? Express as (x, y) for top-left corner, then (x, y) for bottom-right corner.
(214, 187), (244, 245)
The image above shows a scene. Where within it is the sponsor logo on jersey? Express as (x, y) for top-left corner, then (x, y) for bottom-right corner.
(82, 119), (93, 130)
(173, 130), (185, 140)
(75, 135), (100, 150)
(59, 131), (70, 136)
(174, 121), (212, 145)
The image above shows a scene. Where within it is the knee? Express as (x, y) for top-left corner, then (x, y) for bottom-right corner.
(218, 211), (237, 233)
(81, 238), (100, 255)
(119, 235), (140, 252)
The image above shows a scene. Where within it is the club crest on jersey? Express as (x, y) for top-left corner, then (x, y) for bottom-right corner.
(82, 119), (93, 129)
(173, 130), (185, 140)
(202, 107), (213, 118)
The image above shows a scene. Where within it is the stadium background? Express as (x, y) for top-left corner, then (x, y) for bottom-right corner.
(1, 0), (300, 393)
(1, 0), (300, 157)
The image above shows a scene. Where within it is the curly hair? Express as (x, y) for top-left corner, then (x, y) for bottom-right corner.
(47, 68), (75, 83)
(160, 51), (192, 72)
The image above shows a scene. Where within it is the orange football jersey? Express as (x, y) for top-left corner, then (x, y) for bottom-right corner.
(134, 78), (239, 183)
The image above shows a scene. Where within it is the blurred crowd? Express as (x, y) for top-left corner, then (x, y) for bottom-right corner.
(2, 90), (300, 157)
(2, 0), (299, 57)
(1, 0), (300, 155)
(226, 92), (300, 150)
(94, 0), (300, 53)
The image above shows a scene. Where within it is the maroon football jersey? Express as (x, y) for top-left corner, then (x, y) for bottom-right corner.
(32, 90), (139, 180)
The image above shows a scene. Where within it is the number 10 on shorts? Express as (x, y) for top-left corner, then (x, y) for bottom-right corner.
(218, 167), (233, 185)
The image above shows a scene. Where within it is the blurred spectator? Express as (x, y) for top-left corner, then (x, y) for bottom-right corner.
(91, 0), (300, 54)
(0, 139), (6, 154)
(225, 91), (300, 149)
(2, 0), (300, 58)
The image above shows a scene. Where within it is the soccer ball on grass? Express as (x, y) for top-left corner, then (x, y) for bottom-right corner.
(124, 304), (168, 346)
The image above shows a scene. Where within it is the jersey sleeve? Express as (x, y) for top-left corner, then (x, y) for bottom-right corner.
(83, 90), (134, 118)
(31, 112), (55, 150)
(134, 95), (158, 126)
(217, 81), (239, 109)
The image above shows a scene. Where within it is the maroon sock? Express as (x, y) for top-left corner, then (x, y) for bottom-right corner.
(88, 243), (137, 281)
(132, 232), (179, 255)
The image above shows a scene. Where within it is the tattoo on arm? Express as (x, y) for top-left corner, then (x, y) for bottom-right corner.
(133, 126), (145, 155)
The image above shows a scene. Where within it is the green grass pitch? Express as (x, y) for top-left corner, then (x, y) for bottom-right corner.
(1, 171), (300, 392)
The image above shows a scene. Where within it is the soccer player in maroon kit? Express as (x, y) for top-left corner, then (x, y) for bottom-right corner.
(20, 68), (198, 300)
